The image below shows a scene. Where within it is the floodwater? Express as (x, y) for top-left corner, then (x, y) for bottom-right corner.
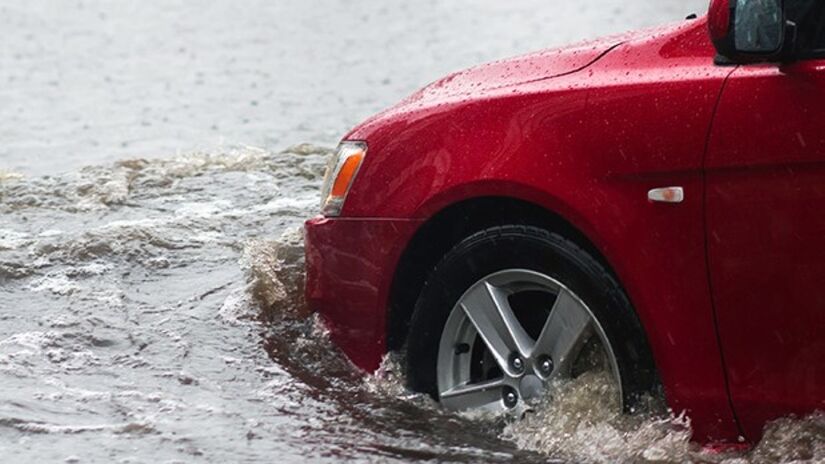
(2, 1), (824, 463)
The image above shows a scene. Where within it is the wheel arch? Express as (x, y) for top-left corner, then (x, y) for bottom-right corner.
(386, 195), (624, 352)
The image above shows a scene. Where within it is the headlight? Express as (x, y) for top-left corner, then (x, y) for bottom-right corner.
(320, 141), (367, 216)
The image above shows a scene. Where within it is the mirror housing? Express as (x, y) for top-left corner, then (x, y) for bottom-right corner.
(708, 0), (788, 63)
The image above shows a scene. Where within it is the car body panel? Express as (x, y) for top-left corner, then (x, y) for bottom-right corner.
(305, 216), (422, 370)
(402, 39), (618, 104)
(706, 59), (825, 440)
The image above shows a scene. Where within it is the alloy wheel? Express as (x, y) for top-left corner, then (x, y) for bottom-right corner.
(436, 269), (621, 413)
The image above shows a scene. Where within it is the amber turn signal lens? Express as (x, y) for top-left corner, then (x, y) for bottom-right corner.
(320, 141), (368, 216)
(330, 150), (364, 197)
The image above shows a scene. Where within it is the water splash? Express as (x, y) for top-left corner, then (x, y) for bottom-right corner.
(502, 370), (695, 463)
(732, 413), (825, 464)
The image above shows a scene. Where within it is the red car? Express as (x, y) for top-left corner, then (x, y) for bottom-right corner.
(305, 0), (825, 444)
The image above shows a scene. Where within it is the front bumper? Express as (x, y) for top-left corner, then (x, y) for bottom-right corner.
(304, 216), (421, 371)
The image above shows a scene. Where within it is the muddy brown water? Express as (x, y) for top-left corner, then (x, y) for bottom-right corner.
(2, 1), (825, 462)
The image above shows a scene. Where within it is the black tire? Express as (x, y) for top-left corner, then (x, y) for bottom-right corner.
(404, 225), (657, 411)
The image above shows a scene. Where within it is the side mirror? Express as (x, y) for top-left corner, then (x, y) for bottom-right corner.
(708, 0), (787, 63)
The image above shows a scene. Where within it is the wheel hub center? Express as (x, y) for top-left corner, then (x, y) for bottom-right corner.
(518, 374), (544, 399)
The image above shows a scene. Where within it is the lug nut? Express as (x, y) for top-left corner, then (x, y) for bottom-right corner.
(502, 387), (519, 409)
(538, 356), (554, 376)
(509, 353), (525, 373)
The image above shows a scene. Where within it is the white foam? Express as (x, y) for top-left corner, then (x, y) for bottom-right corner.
(28, 274), (82, 296)
(0, 229), (31, 250)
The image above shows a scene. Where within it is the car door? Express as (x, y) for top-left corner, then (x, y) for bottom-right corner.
(706, 5), (825, 439)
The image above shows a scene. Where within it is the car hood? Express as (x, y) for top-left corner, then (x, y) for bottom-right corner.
(404, 36), (622, 104)
(347, 20), (702, 140)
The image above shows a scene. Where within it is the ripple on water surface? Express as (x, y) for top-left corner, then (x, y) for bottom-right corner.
(0, 147), (823, 463)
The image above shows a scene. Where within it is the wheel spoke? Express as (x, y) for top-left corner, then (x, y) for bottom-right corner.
(440, 377), (506, 410)
(533, 288), (593, 376)
(460, 281), (533, 371)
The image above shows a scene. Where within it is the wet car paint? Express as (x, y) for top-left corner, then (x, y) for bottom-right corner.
(306, 13), (825, 444)
(306, 17), (741, 443)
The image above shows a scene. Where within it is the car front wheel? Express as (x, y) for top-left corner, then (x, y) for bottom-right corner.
(405, 225), (657, 414)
